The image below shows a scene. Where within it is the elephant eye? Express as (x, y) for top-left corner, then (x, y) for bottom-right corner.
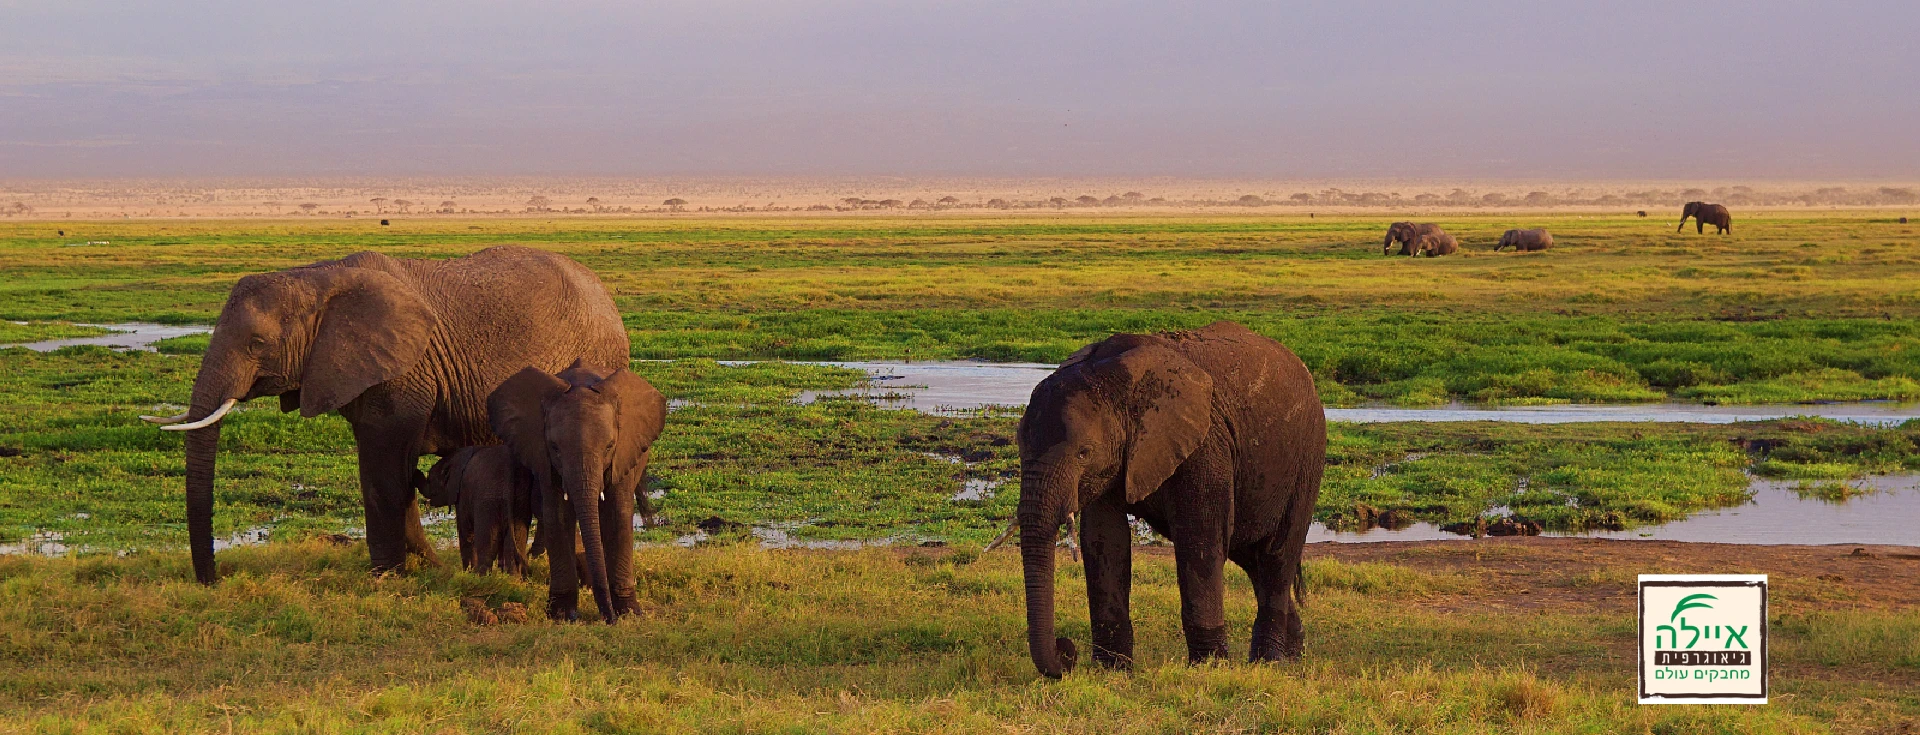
(1076, 447), (1091, 459)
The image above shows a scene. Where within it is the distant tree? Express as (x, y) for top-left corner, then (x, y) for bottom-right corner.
(440, 200), (457, 213)
(369, 197), (389, 213)
(1413, 193), (1439, 203)
(1290, 193), (1313, 203)
(262, 200), (283, 211)
(909, 199), (929, 208)
(586, 196), (602, 212)
(937, 195), (960, 206)
(1122, 192), (1145, 203)
(392, 199), (413, 213)
(1482, 193), (1507, 204)
(1524, 191), (1552, 205)
(664, 198), (688, 206)
(879, 199), (904, 208)
(1049, 197), (1069, 208)
(1075, 195), (1099, 205)
(1878, 187), (1916, 204)
(527, 195), (551, 211)
(987, 198), (1010, 208)
(299, 203), (318, 214)
(1237, 194), (1265, 206)
(1682, 188), (1707, 198)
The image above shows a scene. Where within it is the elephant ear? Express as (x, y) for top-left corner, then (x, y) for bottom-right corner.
(298, 268), (438, 417)
(1088, 346), (1215, 504)
(488, 367), (569, 485)
(597, 369), (667, 518)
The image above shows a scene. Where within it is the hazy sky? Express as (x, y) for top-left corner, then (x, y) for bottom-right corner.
(3, 0), (1915, 179)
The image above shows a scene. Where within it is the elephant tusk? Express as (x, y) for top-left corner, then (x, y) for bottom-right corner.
(140, 409), (192, 424)
(161, 399), (238, 431)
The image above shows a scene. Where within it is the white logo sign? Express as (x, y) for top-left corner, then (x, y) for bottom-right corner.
(1639, 574), (1767, 704)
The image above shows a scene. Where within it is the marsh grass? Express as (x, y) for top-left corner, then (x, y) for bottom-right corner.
(6, 343), (1919, 550)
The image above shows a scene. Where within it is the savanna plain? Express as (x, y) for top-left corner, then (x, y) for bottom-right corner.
(2, 212), (1918, 733)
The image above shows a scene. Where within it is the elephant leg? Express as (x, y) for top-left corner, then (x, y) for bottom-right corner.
(544, 494), (583, 622)
(457, 500), (476, 571)
(474, 506), (502, 575)
(600, 486), (638, 617)
(1169, 464), (1234, 664)
(1236, 543), (1305, 662)
(1079, 490), (1135, 669)
(354, 429), (434, 574)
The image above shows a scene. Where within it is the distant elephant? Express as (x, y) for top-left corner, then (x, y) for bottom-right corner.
(1494, 228), (1553, 252)
(1017, 321), (1326, 678)
(490, 360), (666, 623)
(1383, 222), (1458, 256)
(1678, 202), (1731, 234)
(424, 445), (534, 577)
(143, 246), (629, 585)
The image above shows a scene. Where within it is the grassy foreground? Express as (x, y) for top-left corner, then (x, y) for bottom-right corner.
(2, 540), (1915, 733)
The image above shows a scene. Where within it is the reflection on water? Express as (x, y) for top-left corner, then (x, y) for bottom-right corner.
(5, 322), (212, 352)
(791, 360), (1920, 426)
(1309, 474), (1920, 546)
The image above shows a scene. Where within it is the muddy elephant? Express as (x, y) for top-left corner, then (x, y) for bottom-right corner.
(1017, 321), (1326, 678)
(1678, 202), (1731, 234)
(424, 446), (534, 577)
(143, 246), (629, 585)
(490, 360), (666, 623)
(1494, 228), (1553, 252)
(1383, 222), (1458, 256)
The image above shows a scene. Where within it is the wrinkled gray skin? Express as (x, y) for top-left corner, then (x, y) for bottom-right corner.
(1017, 321), (1326, 679)
(424, 446), (534, 577)
(490, 361), (665, 623)
(1383, 222), (1459, 256)
(1494, 228), (1554, 252)
(1678, 202), (1732, 234)
(164, 246), (628, 585)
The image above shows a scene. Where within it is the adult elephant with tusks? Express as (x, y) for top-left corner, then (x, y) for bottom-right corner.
(1678, 201), (1732, 234)
(1016, 321), (1326, 678)
(1383, 222), (1457, 256)
(144, 246), (629, 585)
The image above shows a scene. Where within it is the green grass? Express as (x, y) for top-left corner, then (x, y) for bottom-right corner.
(2, 543), (1912, 733)
(7, 213), (1920, 405)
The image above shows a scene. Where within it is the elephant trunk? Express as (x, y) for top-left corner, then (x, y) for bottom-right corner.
(1018, 467), (1080, 679)
(181, 359), (253, 585)
(569, 470), (616, 624)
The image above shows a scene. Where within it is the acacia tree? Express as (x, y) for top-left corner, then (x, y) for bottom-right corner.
(369, 197), (389, 213)
(527, 195), (551, 211)
(299, 203), (318, 214)
(393, 199), (413, 213)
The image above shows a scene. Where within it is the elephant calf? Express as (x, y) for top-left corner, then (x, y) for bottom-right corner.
(1017, 321), (1326, 678)
(1494, 228), (1553, 252)
(491, 360), (667, 623)
(424, 446), (534, 577)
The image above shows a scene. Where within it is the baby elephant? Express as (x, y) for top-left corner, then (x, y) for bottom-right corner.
(491, 359), (666, 624)
(423, 445), (534, 577)
(1494, 228), (1553, 252)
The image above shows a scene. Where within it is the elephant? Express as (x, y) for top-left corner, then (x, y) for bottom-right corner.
(142, 246), (629, 585)
(423, 445), (534, 577)
(1494, 228), (1553, 252)
(1383, 222), (1458, 257)
(1678, 202), (1731, 234)
(490, 360), (666, 623)
(1016, 320), (1326, 678)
